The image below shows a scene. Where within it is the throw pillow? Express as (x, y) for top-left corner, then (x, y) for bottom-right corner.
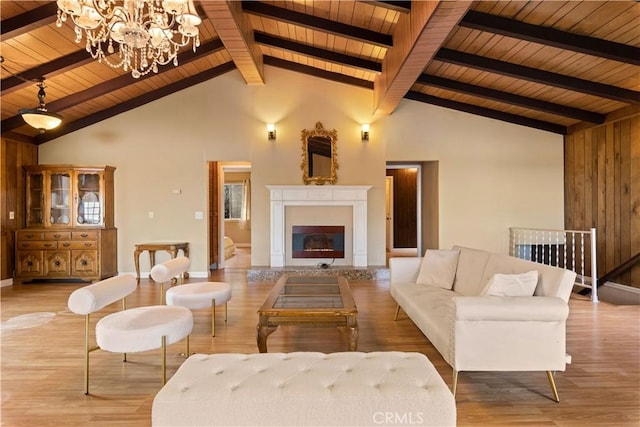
(482, 270), (539, 297)
(416, 249), (460, 289)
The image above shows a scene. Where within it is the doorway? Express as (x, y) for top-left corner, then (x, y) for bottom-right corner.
(385, 161), (439, 257)
(208, 161), (252, 270)
(386, 166), (419, 256)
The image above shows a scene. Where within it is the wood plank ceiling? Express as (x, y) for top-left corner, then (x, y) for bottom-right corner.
(1, 1), (638, 145)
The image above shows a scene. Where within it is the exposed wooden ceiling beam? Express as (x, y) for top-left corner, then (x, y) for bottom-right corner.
(200, 1), (264, 85)
(362, 2), (412, 14)
(242, 1), (393, 48)
(2, 50), (93, 95)
(405, 90), (567, 135)
(254, 32), (381, 73)
(34, 62), (237, 144)
(1, 3), (57, 39)
(373, 1), (472, 116)
(435, 48), (640, 104)
(416, 74), (605, 123)
(263, 56), (373, 90)
(2, 39), (225, 135)
(460, 10), (640, 66)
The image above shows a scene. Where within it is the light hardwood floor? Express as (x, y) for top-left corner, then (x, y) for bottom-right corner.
(1, 269), (639, 426)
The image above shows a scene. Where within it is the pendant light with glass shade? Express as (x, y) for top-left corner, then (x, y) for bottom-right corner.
(18, 81), (63, 133)
(1, 57), (63, 133)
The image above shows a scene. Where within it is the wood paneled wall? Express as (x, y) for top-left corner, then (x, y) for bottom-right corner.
(565, 112), (640, 288)
(1, 138), (37, 281)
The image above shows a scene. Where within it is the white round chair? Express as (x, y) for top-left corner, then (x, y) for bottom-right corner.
(150, 257), (232, 336)
(67, 274), (193, 394)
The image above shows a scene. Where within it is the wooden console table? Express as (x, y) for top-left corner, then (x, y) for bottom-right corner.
(134, 242), (189, 282)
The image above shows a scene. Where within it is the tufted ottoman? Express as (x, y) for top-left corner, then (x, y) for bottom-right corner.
(152, 351), (455, 426)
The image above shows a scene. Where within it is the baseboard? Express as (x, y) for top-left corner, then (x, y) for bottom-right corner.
(1, 278), (13, 288)
(126, 271), (210, 279)
(598, 282), (640, 305)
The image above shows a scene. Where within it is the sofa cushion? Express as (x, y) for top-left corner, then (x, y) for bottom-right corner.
(481, 253), (577, 302)
(481, 270), (538, 297)
(416, 249), (460, 289)
(452, 246), (492, 296)
(390, 282), (455, 366)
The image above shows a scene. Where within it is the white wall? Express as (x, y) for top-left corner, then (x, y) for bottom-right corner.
(383, 102), (565, 253)
(38, 65), (564, 275)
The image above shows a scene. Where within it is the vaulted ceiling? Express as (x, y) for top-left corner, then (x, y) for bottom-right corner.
(1, 1), (639, 145)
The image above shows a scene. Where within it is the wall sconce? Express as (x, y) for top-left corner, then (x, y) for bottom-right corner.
(361, 124), (370, 142)
(267, 123), (276, 141)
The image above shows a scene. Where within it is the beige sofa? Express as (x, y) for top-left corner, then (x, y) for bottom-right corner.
(390, 245), (576, 401)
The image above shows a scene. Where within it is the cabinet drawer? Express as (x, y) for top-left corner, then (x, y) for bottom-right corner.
(17, 241), (57, 250)
(72, 250), (98, 275)
(44, 231), (71, 240)
(17, 231), (44, 240)
(44, 251), (71, 276)
(72, 231), (99, 240)
(16, 250), (44, 276)
(60, 240), (97, 249)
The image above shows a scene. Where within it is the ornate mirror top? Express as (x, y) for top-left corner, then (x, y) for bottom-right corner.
(301, 122), (338, 185)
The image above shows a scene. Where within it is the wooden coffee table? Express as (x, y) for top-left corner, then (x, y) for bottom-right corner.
(256, 275), (358, 353)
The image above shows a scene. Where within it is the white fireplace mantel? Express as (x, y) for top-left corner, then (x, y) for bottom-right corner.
(267, 185), (372, 267)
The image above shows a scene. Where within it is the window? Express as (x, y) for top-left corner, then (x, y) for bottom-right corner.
(224, 183), (244, 220)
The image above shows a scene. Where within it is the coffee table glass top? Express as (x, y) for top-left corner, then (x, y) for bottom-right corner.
(259, 275), (356, 314)
(274, 276), (343, 309)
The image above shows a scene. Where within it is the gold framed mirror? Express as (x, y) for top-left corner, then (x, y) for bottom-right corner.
(301, 122), (338, 185)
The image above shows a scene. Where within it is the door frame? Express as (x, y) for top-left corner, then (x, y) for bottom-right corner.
(386, 163), (422, 256)
(209, 162), (252, 270)
(385, 176), (394, 252)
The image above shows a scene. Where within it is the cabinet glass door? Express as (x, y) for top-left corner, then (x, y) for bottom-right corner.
(49, 172), (71, 226)
(76, 172), (102, 225)
(26, 172), (44, 227)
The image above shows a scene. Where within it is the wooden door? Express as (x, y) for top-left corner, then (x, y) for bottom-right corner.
(386, 168), (418, 249)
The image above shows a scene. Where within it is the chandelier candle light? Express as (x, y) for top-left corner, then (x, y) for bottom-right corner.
(56, 0), (201, 78)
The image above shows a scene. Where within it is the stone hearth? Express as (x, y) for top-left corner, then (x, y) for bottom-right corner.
(247, 266), (389, 282)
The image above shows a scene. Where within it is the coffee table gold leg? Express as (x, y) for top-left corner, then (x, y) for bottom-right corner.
(348, 326), (359, 351)
(256, 324), (277, 353)
(338, 325), (359, 351)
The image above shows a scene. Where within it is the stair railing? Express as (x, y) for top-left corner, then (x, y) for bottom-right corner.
(509, 227), (598, 303)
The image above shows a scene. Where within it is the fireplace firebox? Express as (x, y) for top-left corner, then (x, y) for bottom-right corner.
(292, 226), (345, 259)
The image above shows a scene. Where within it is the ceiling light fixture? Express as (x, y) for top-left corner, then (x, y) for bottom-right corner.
(18, 81), (63, 133)
(56, 0), (202, 79)
(1, 57), (63, 133)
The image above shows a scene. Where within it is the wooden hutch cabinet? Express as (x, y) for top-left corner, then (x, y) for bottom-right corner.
(15, 165), (117, 283)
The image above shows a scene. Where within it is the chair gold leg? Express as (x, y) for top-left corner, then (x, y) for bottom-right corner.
(84, 314), (90, 395)
(546, 371), (560, 402)
(224, 302), (228, 322)
(452, 370), (459, 397)
(212, 298), (216, 337)
(186, 335), (190, 357)
(162, 336), (167, 384)
(394, 304), (401, 321)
